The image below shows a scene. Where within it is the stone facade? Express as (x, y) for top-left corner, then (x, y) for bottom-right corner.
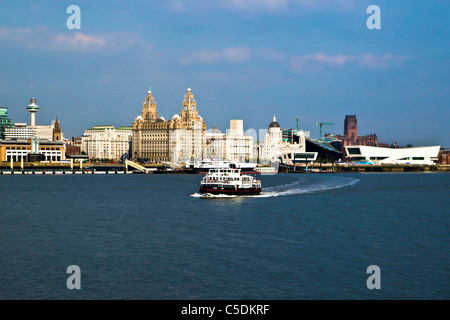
(132, 88), (206, 163)
(81, 125), (132, 160)
(204, 120), (255, 162)
(258, 116), (306, 163)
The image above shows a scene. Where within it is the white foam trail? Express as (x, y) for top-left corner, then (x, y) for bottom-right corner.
(191, 176), (359, 199)
(191, 193), (238, 198)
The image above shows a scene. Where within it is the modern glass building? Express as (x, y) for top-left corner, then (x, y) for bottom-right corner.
(0, 107), (12, 139)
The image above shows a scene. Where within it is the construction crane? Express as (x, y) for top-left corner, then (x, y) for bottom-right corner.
(315, 122), (335, 139)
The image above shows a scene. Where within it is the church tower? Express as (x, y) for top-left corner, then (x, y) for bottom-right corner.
(52, 117), (62, 141)
(141, 88), (158, 121)
(344, 115), (357, 144)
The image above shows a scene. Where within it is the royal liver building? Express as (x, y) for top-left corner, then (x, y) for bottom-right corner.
(132, 87), (206, 163)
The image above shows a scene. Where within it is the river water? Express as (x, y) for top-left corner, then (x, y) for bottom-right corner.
(0, 172), (448, 299)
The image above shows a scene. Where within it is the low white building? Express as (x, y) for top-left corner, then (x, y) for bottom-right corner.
(81, 125), (132, 160)
(344, 145), (441, 165)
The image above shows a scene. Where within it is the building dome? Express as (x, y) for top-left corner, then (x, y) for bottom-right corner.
(269, 115), (280, 128)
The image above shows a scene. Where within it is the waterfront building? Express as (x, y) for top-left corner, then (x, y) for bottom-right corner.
(65, 145), (81, 156)
(4, 123), (34, 140)
(132, 87), (206, 163)
(4, 98), (64, 141)
(205, 128), (225, 160)
(279, 151), (318, 165)
(225, 120), (255, 162)
(258, 116), (307, 163)
(0, 107), (12, 139)
(65, 137), (81, 156)
(437, 148), (450, 164)
(81, 125), (132, 161)
(305, 138), (343, 163)
(204, 120), (255, 162)
(0, 139), (65, 162)
(5, 121), (61, 141)
(343, 145), (440, 165)
(282, 128), (310, 143)
(65, 136), (83, 157)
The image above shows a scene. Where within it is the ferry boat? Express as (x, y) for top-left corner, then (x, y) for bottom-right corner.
(254, 166), (277, 175)
(186, 159), (257, 173)
(199, 167), (262, 195)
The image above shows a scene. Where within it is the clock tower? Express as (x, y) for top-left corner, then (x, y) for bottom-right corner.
(180, 86), (199, 124)
(141, 88), (158, 121)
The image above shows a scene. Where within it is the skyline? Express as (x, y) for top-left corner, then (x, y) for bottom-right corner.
(0, 1), (449, 147)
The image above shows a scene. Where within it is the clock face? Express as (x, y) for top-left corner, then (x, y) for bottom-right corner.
(191, 106), (194, 111)
(184, 106), (187, 111)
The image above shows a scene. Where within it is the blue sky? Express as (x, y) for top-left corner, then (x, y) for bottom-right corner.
(0, 0), (449, 146)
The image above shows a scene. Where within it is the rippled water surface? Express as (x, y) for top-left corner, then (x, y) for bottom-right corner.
(0, 173), (448, 299)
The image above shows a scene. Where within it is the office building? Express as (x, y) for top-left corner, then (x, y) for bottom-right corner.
(132, 87), (206, 163)
(81, 125), (132, 161)
(0, 107), (12, 139)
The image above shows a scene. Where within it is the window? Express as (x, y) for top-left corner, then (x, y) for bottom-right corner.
(347, 147), (361, 155)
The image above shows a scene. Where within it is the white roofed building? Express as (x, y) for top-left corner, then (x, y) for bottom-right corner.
(344, 145), (440, 165)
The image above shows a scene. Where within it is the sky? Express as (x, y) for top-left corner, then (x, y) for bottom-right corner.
(0, 0), (449, 147)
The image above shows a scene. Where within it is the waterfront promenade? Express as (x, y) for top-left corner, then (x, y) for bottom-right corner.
(1, 161), (449, 174)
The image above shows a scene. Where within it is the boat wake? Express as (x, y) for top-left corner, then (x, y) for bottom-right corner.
(191, 176), (359, 199)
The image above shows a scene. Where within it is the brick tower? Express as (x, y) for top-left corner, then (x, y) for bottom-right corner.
(344, 115), (357, 144)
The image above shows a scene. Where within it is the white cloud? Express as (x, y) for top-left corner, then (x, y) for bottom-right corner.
(292, 0), (360, 10)
(166, 0), (362, 13)
(291, 53), (406, 73)
(222, 47), (252, 63)
(180, 47), (288, 65)
(167, 1), (187, 12)
(180, 47), (252, 65)
(357, 54), (406, 68)
(0, 26), (152, 53)
(225, 0), (290, 12)
(221, 0), (361, 13)
(256, 48), (286, 62)
(181, 48), (404, 72)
